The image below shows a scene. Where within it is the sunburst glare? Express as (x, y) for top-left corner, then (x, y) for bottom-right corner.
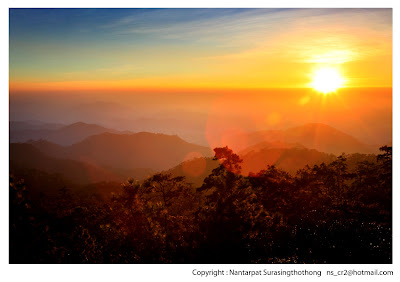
(310, 67), (345, 94)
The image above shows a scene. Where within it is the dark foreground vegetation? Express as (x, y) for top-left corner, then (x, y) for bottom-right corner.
(10, 146), (392, 263)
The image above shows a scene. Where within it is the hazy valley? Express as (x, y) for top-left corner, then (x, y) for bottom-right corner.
(10, 120), (384, 194)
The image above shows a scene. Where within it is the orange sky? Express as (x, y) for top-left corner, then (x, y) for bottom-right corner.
(9, 9), (392, 148)
(9, 9), (392, 93)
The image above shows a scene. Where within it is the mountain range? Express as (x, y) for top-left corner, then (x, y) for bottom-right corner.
(9, 121), (383, 192)
(10, 121), (132, 146)
(27, 132), (213, 172)
(10, 143), (125, 185)
(224, 123), (379, 155)
(165, 145), (338, 187)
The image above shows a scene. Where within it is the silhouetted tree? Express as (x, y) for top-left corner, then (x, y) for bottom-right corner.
(9, 144), (392, 263)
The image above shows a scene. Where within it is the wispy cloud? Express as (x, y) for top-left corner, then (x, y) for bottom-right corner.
(10, 8), (392, 89)
(100, 9), (305, 45)
(101, 9), (390, 45)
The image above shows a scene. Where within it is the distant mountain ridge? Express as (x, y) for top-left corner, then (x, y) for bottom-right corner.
(10, 143), (124, 185)
(10, 120), (65, 131)
(164, 157), (218, 188)
(240, 147), (337, 175)
(10, 122), (383, 194)
(238, 141), (305, 155)
(165, 146), (338, 186)
(10, 121), (133, 146)
(11, 121), (379, 155)
(27, 131), (213, 172)
(226, 123), (378, 155)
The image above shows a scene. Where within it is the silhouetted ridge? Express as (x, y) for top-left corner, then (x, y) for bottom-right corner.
(25, 132), (212, 172)
(227, 123), (377, 155)
(240, 147), (336, 175)
(10, 121), (132, 146)
(68, 132), (213, 171)
(9, 143), (123, 185)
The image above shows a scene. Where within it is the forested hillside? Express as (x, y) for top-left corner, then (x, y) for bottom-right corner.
(10, 146), (392, 263)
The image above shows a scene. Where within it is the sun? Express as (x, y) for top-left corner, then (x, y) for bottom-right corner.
(310, 67), (345, 94)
